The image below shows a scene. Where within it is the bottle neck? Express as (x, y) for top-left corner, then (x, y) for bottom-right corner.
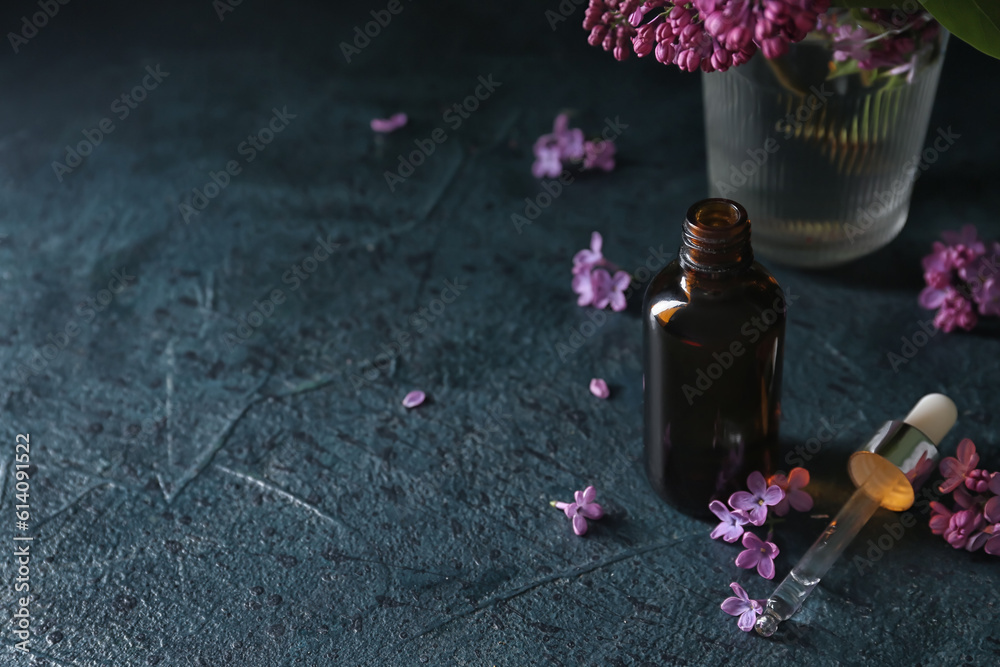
(678, 199), (754, 278)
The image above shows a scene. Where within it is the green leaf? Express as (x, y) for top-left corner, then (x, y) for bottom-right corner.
(922, 0), (1000, 60)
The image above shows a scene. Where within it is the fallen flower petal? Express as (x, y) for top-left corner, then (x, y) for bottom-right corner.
(371, 112), (408, 133)
(590, 378), (610, 399)
(401, 390), (426, 408)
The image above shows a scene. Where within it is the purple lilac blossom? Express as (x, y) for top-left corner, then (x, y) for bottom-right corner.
(585, 0), (830, 73)
(729, 471), (784, 526)
(767, 468), (813, 516)
(735, 531), (780, 579)
(929, 501), (953, 536)
(939, 438), (980, 494)
(553, 486), (605, 535)
(583, 139), (616, 171)
(533, 114), (616, 177)
(709, 500), (748, 542)
(944, 509), (985, 550)
(720, 582), (765, 632)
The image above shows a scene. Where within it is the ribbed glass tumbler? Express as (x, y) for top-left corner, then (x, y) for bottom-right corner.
(702, 33), (948, 268)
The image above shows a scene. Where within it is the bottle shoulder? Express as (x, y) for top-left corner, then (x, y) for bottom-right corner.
(643, 260), (786, 329)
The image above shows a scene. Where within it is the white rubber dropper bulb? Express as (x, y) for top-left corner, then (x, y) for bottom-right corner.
(903, 393), (957, 446)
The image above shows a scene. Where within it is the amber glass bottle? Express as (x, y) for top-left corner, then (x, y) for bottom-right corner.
(643, 199), (785, 519)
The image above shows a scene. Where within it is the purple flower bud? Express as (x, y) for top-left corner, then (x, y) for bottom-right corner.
(966, 469), (994, 494)
(655, 42), (675, 65)
(655, 22), (674, 43)
(710, 49), (732, 71)
(675, 49), (702, 72)
(725, 26), (752, 51)
(760, 37), (787, 60)
(703, 11), (729, 38)
(588, 26), (608, 47)
(669, 5), (692, 29)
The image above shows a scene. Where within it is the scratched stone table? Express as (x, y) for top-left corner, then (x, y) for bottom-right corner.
(1, 1), (999, 665)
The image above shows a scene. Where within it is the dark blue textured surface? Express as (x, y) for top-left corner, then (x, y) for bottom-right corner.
(0, 2), (998, 665)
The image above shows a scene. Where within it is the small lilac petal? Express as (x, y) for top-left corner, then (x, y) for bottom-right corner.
(581, 486), (597, 504)
(985, 533), (1000, 556)
(561, 503), (577, 519)
(957, 439), (978, 466)
(590, 378), (610, 399)
(788, 489), (814, 513)
(745, 506), (767, 526)
(966, 531), (988, 552)
(788, 467), (810, 489)
(590, 269), (614, 309)
(709, 500), (731, 522)
(737, 609), (757, 632)
(729, 582), (749, 601)
(370, 112), (408, 133)
(757, 556), (776, 580)
(719, 523), (744, 543)
(728, 491), (755, 511)
(611, 270), (630, 291)
(918, 286), (949, 310)
(735, 549), (760, 570)
(553, 113), (570, 136)
(574, 489), (585, 505)
(938, 475), (963, 495)
(721, 597), (748, 616)
(608, 291), (626, 312)
(984, 496), (1000, 524)
(771, 498), (790, 517)
(742, 532), (763, 550)
(953, 488), (975, 509)
(761, 485), (785, 506)
(745, 471), (766, 496)
(589, 231), (603, 255)
(572, 513), (588, 535)
(579, 502), (604, 520)
(402, 390), (426, 408)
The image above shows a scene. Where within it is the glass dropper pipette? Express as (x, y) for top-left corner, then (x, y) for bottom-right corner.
(755, 394), (957, 637)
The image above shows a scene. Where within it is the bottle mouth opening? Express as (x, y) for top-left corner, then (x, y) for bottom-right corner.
(687, 199), (745, 234)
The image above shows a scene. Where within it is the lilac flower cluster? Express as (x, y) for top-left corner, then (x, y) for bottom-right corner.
(572, 232), (632, 311)
(713, 469), (814, 631)
(929, 439), (1000, 556)
(919, 225), (1000, 333)
(823, 8), (940, 81)
(584, 0), (829, 73)
(532, 113), (616, 179)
